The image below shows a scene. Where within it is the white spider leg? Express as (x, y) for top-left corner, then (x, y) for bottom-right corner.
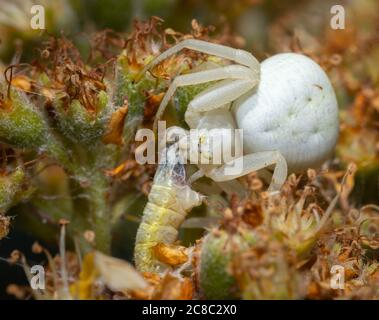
(153, 65), (258, 129)
(138, 39), (260, 78)
(206, 151), (288, 191)
(189, 169), (247, 198)
(184, 78), (255, 127)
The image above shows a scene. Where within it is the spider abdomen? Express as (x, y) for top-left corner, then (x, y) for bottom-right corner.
(233, 53), (339, 172)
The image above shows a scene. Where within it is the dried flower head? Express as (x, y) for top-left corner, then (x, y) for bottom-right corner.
(0, 215), (11, 239)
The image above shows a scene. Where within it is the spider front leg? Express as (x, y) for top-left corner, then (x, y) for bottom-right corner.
(152, 65), (259, 129)
(205, 151), (288, 191)
(138, 39), (260, 78)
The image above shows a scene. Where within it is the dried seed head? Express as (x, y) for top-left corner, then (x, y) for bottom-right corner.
(31, 242), (43, 254)
(6, 284), (28, 299)
(151, 273), (193, 300)
(223, 208), (233, 221)
(211, 228), (221, 237)
(41, 49), (50, 59)
(241, 201), (263, 228)
(59, 219), (70, 226)
(84, 230), (96, 244)
(0, 215), (11, 240)
(307, 168), (317, 181)
(8, 250), (21, 264)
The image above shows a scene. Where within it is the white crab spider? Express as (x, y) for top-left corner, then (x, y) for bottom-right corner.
(141, 39), (339, 191)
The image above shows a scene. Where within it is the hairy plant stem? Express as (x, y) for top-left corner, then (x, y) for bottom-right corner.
(67, 144), (113, 254)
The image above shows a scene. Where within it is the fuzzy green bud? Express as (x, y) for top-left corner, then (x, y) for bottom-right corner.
(54, 91), (113, 145)
(174, 83), (213, 128)
(114, 57), (157, 144)
(198, 230), (254, 299)
(0, 87), (48, 149)
(0, 167), (29, 212)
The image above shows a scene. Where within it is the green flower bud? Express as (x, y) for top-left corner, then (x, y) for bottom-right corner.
(113, 57), (156, 144)
(197, 229), (254, 299)
(0, 167), (29, 212)
(337, 126), (379, 204)
(0, 87), (48, 149)
(174, 83), (213, 128)
(54, 91), (113, 144)
(197, 226), (301, 300)
(239, 243), (300, 300)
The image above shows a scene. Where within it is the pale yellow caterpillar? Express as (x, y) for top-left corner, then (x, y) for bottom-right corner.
(134, 145), (203, 273)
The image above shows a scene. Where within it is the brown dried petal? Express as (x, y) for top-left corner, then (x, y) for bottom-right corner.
(0, 215), (11, 240)
(151, 274), (193, 300)
(103, 104), (128, 145)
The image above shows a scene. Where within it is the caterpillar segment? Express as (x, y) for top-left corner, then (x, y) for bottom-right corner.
(134, 146), (203, 273)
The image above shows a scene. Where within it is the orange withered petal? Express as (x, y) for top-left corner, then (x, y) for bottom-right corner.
(11, 75), (32, 92)
(151, 274), (193, 300)
(153, 243), (188, 266)
(102, 103), (128, 145)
